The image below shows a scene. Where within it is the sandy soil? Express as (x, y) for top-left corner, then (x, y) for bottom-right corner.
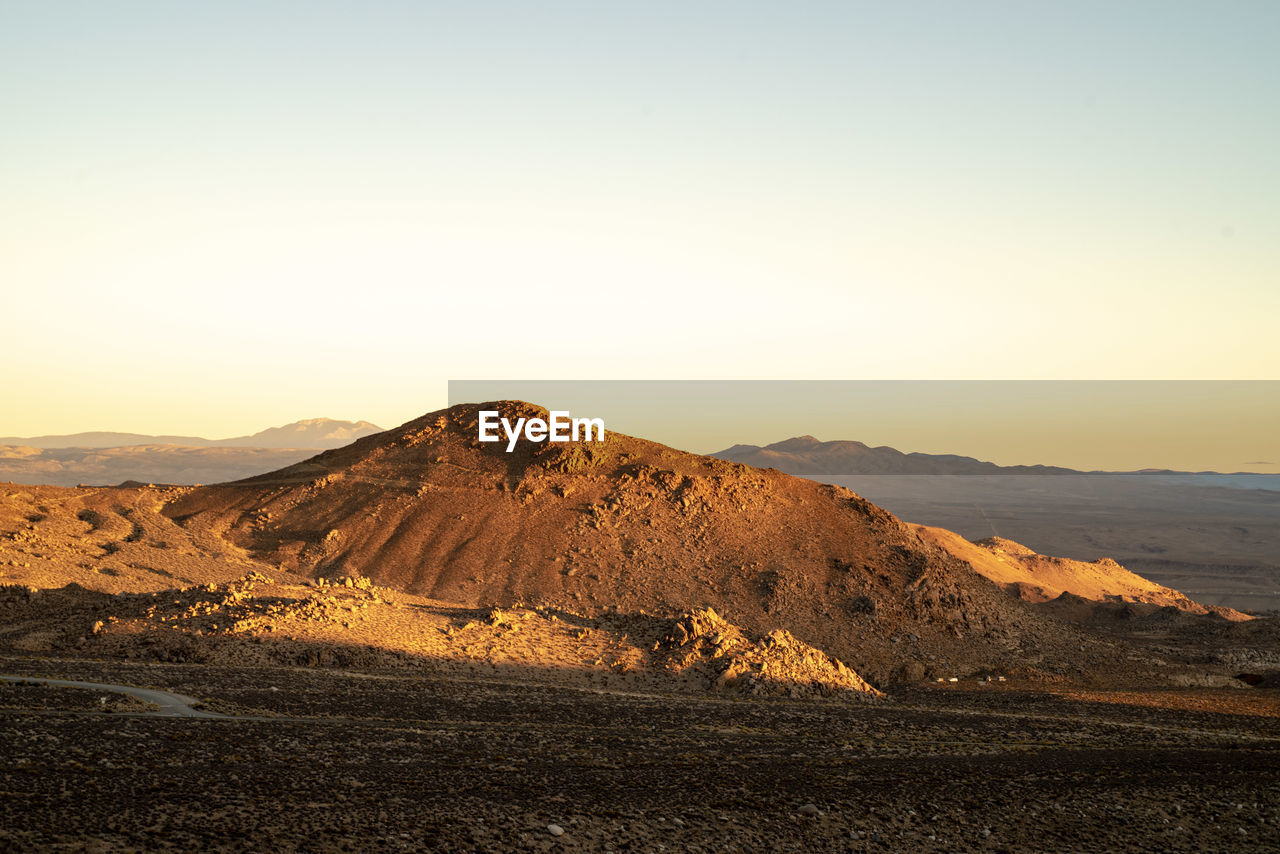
(913, 524), (1249, 619)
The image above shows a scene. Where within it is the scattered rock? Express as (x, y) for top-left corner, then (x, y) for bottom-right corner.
(659, 608), (883, 700)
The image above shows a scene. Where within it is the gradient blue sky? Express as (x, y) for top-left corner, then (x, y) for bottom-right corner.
(3, 2), (1278, 438)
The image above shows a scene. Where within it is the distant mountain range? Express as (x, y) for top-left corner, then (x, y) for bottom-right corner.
(0, 419), (383, 487)
(2, 421), (1263, 488)
(712, 436), (1081, 475)
(710, 435), (1265, 476)
(0, 418), (383, 450)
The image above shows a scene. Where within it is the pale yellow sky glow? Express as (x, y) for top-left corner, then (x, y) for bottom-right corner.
(2, 3), (1278, 443)
(450, 381), (1280, 473)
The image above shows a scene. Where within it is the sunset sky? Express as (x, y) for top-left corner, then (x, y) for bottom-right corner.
(4, 2), (1278, 448)
(450, 380), (1280, 472)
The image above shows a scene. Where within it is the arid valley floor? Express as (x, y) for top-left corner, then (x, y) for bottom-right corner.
(2, 403), (1278, 852)
(4, 656), (1279, 853)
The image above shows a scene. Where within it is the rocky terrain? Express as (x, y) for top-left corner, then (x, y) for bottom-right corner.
(1, 401), (1277, 851)
(0, 572), (882, 701)
(161, 402), (1127, 687)
(4, 403), (1275, 690)
(2, 655), (1278, 852)
(711, 435), (1280, 613)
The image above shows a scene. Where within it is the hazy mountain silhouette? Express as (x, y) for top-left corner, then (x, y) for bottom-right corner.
(0, 419), (385, 487)
(0, 418), (382, 450)
(713, 436), (1078, 475)
(712, 435), (1274, 476)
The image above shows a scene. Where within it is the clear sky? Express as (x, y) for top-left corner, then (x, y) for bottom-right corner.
(3, 2), (1278, 443)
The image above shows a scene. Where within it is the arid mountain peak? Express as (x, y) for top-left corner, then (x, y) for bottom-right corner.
(163, 401), (1114, 684)
(229, 418), (384, 448)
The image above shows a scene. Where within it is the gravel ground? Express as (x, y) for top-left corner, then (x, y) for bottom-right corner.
(2, 657), (1278, 852)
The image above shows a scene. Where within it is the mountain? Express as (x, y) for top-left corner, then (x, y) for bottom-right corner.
(0, 418), (383, 450)
(218, 418), (384, 448)
(713, 436), (1275, 477)
(4, 417), (1277, 854)
(0, 431), (213, 449)
(162, 401), (1139, 684)
(0, 419), (385, 487)
(0, 400), (1256, 689)
(712, 436), (1078, 475)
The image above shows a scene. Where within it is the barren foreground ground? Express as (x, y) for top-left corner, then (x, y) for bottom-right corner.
(2, 657), (1278, 853)
(2, 416), (1278, 853)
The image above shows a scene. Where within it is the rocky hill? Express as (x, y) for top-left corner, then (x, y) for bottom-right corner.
(162, 401), (1118, 684)
(3, 401), (1262, 689)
